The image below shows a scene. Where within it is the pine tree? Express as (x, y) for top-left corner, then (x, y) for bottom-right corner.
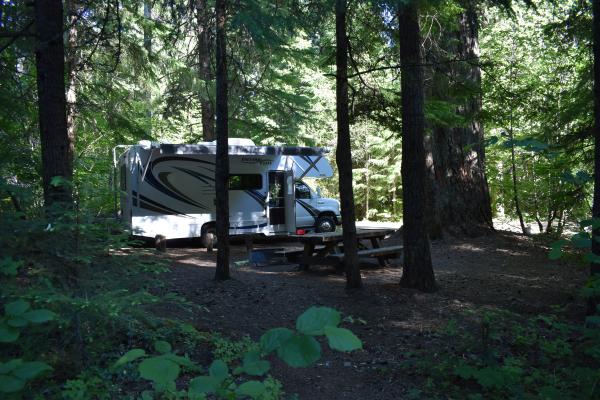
(398, 0), (436, 292)
(336, 0), (362, 289)
(35, 0), (73, 207)
(214, 0), (230, 281)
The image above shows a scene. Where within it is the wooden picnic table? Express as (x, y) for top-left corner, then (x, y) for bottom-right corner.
(290, 228), (401, 271)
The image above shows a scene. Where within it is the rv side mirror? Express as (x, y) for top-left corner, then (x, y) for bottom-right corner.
(316, 187), (322, 198)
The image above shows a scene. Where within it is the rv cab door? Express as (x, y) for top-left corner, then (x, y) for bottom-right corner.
(267, 170), (295, 234)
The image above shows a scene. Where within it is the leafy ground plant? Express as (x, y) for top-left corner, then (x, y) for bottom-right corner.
(113, 306), (362, 399)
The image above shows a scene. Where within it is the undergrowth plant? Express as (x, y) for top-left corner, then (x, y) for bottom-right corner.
(112, 306), (362, 399)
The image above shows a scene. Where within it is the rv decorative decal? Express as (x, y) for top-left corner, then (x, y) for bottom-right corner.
(144, 168), (208, 210)
(296, 199), (319, 220)
(174, 167), (215, 184)
(230, 223), (268, 229)
(157, 172), (210, 210)
(245, 190), (266, 207)
(138, 194), (192, 218)
(299, 155), (320, 172)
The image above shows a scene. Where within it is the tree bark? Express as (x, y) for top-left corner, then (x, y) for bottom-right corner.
(336, 0), (362, 289)
(143, 2), (153, 137)
(197, 0), (216, 141)
(35, 0), (73, 207)
(398, 2), (436, 292)
(590, 0), (600, 312)
(214, 0), (230, 281)
(66, 0), (79, 155)
(425, 3), (493, 237)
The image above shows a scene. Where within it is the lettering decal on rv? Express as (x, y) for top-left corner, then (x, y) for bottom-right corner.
(241, 157), (273, 166)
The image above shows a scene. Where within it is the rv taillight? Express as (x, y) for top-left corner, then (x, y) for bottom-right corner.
(296, 229), (306, 235)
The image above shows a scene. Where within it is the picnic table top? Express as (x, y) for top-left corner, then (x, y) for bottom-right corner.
(290, 228), (396, 244)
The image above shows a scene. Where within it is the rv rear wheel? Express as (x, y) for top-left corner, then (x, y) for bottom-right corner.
(315, 215), (336, 233)
(201, 225), (217, 252)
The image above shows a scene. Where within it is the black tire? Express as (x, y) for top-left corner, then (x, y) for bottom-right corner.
(315, 215), (336, 233)
(201, 224), (217, 251)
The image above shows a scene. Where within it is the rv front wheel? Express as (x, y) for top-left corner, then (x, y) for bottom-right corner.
(315, 215), (336, 233)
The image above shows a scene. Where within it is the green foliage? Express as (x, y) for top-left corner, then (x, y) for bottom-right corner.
(113, 306), (361, 399)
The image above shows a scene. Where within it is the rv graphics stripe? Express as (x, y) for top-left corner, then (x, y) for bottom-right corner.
(296, 199), (320, 220)
(300, 155), (320, 172)
(157, 172), (209, 210)
(144, 168), (205, 210)
(230, 223), (268, 229)
(244, 190), (266, 207)
(174, 167), (215, 185)
(138, 194), (192, 218)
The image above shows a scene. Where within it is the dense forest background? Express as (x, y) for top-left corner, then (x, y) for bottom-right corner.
(2, 0), (600, 399)
(1, 0), (593, 228)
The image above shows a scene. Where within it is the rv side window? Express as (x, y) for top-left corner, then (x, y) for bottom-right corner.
(295, 181), (311, 199)
(229, 174), (262, 190)
(120, 164), (127, 191)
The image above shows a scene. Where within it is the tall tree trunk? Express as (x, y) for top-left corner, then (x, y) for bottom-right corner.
(398, 2), (436, 292)
(426, 2), (493, 237)
(509, 128), (527, 234)
(196, 0), (216, 141)
(214, 0), (230, 281)
(143, 2), (153, 137)
(336, 0), (361, 289)
(35, 0), (72, 207)
(66, 0), (79, 155)
(590, 0), (600, 313)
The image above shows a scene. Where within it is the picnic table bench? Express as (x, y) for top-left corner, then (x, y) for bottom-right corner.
(290, 228), (401, 271)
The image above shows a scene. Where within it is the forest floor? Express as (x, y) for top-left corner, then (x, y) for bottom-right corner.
(151, 230), (588, 399)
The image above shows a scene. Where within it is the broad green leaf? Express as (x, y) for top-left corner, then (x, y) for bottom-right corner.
(571, 233), (591, 249)
(6, 317), (28, 328)
(154, 340), (172, 354)
(277, 334), (321, 367)
(0, 359), (23, 374)
(0, 375), (25, 393)
(236, 351), (270, 376)
(13, 361), (52, 380)
(161, 354), (199, 370)
(113, 349), (146, 369)
(236, 380), (266, 398)
(23, 309), (55, 324)
(188, 376), (220, 395)
(454, 364), (476, 379)
(138, 357), (180, 386)
(324, 326), (362, 352)
(296, 307), (341, 335)
(5, 300), (29, 317)
(208, 359), (228, 382)
(0, 325), (19, 343)
(548, 247), (562, 260)
(0, 257), (21, 276)
(260, 327), (294, 354)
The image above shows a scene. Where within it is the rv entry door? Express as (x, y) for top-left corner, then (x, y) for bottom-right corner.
(268, 171), (295, 233)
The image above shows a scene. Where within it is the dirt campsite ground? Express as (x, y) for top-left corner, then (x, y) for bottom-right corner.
(151, 230), (588, 399)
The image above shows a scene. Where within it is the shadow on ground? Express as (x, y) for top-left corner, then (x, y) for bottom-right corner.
(149, 230), (586, 399)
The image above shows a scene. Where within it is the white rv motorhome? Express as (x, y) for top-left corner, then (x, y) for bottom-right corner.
(114, 138), (341, 244)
